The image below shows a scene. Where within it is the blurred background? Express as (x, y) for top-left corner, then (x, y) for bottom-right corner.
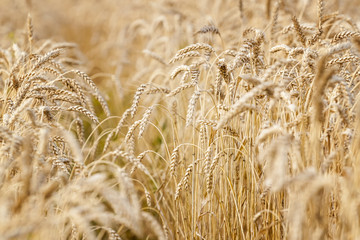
(1, 0), (359, 112)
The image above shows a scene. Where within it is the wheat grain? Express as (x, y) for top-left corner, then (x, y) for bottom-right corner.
(169, 145), (180, 177)
(13, 83), (31, 110)
(106, 228), (122, 240)
(27, 14), (33, 54)
(175, 163), (194, 200)
(125, 120), (141, 144)
(204, 145), (213, 194)
(216, 82), (273, 129)
(75, 118), (84, 144)
(167, 82), (197, 97)
(190, 66), (200, 84)
(67, 105), (99, 124)
(6, 99), (32, 127)
(169, 51), (201, 64)
(199, 123), (207, 148)
(195, 24), (220, 36)
(217, 58), (229, 84)
(174, 180), (183, 200)
(270, 44), (291, 54)
(73, 70), (110, 116)
(332, 31), (360, 43)
(145, 86), (170, 95)
(185, 90), (201, 127)
(59, 78), (87, 107)
(292, 16), (307, 47)
(32, 49), (62, 71)
(130, 84), (147, 118)
(326, 55), (360, 66)
(172, 43), (214, 59)
(138, 106), (154, 138)
(170, 65), (191, 80)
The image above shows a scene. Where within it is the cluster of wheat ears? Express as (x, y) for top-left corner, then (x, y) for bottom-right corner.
(2, 0), (360, 239)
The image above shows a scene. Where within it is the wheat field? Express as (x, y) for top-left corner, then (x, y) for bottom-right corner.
(1, 0), (360, 239)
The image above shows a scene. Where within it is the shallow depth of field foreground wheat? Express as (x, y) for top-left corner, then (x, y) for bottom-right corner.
(2, 0), (360, 239)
